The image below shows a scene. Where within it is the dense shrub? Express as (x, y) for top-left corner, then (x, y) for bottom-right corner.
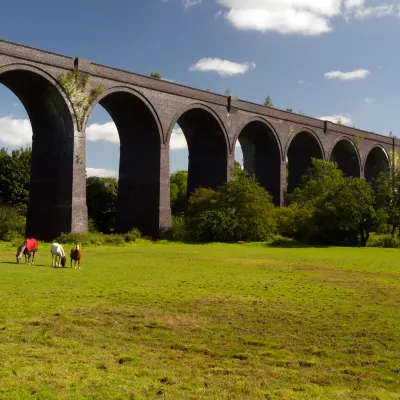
(368, 234), (400, 248)
(0, 206), (26, 241)
(187, 174), (276, 242)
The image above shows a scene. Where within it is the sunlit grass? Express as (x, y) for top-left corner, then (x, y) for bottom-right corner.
(0, 241), (399, 399)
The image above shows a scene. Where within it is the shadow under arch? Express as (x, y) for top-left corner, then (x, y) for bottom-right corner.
(84, 86), (164, 236)
(233, 117), (283, 205)
(364, 144), (389, 184)
(167, 103), (229, 196)
(286, 128), (324, 194)
(329, 137), (361, 178)
(0, 64), (78, 240)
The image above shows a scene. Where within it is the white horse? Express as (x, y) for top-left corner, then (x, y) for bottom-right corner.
(51, 243), (66, 268)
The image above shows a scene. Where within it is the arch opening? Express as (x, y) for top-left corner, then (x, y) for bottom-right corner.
(329, 139), (361, 178)
(0, 68), (75, 240)
(237, 120), (281, 204)
(90, 90), (162, 235)
(175, 108), (228, 196)
(287, 131), (323, 194)
(364, 146), (389, 185)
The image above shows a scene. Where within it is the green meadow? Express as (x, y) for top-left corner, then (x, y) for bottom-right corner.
(0, 241), (399, 399)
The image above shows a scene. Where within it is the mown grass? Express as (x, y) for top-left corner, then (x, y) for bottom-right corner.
(0, 241), (399, 399)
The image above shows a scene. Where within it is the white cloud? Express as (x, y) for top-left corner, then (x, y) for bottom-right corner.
(182, 0), (201, 8)
(170, 127), (187, 149)
(324, 69), (370, 80)
(0, 116), (32, 146)
(298, 80), (304, 84)
(345, 0), (394, 19)
(86, 168), (118, 178)
(364, 96), (376, 104)
(190, 58), (256, 76)
(86, 122), (119, 143)
(319, 114), (352, 125)
(217, 0), (396, 36)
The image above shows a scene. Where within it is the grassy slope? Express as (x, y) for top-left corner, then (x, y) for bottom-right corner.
(0, 241), (399, 400)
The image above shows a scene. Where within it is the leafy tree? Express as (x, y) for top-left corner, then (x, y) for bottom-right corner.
(150, 72), (162, 79)
(0, 147), (31, 215)
(224, 89), (231, 96)
(290, 159), (375, 246)
(170, 170), (188, 214)
(264, 95), (274, 108)
(188, 172), (276, 242)
(86, 177), (118, 233)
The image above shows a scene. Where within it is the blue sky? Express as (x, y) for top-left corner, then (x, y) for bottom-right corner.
(1, 0), (400, 177)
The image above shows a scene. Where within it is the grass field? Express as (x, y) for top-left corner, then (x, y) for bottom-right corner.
(0, 241), (399, 400)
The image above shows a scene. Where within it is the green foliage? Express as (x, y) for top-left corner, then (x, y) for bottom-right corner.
(187, 173), (276, 242)
(0, 205), (26, 241)
(59, 67), (105, 129)
(0, 147), (31, 215)
(55, 229), (141, 246)
(170, 171), (188, 215)
(374, 151), (400, 236)
(274, 203), (313, 239)
(86, 177), (118, 233)
(162, 215), (188, 241)
(290, 159), (375, 246)
(264, 95), (274, 108)
(224, 89), (231, 96)
(150, 72), (162, 79)
(368, 234), (400, 248)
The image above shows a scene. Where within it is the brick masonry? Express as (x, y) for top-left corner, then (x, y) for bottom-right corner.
(0, 40), (397, 239)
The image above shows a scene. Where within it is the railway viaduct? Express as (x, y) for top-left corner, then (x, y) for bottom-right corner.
(0, 40), (398, 240)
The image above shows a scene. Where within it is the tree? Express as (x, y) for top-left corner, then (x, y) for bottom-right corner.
(0, 147), (31, 215)
(264, 95), (274, 108)
(187, 172), (276, 242)
(86, 177), (118, 233)
(150, 72), (162, 79)
(170, 170), (188, 215)
(290, 159), (375, 246)
(224, 89), (231, 96)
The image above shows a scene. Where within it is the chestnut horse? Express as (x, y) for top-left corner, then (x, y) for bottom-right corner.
(70, 243), (82, 269)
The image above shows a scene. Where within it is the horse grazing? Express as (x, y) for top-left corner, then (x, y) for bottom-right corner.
(16, 238), (39, 265)
(70, 243), (82, 269)
(51, 243), (67, 268)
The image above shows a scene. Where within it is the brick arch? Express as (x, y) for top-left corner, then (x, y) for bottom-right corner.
(82, 86), (165, 236)
(83, 85), (163, 144)
(286, 128), (325, 194)
(166, 103), (229, 152)
(167, 103), (230, 195)
(285, 127), (325, 160)
(0, 63), (81, 240)
(233, 116), (283, 204)
(328, 136), (362, 178)
(233, 116), (283, 160)
(364, 144), (390, 184)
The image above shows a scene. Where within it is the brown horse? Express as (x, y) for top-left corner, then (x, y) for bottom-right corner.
(70, 243), (82, 269)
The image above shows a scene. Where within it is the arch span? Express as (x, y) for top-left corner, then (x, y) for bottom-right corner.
(0, 64), (78, 240)
(329, 137), (361, 178)
(234, 117), (282, 204)
(167, 104), (229, 196)
(364, 145), (389, 184)
(86, 87), (164, 235)
(287, 129), (324, 194)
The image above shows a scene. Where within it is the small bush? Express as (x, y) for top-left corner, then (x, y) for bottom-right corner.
(368, 235), (400, 248)
(103, 234), (125, 246)
(162, 215), (188, 241)
(0, 206), (26, 241)
(269, 236), (299, 247)
(124, 228), (142, 243)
